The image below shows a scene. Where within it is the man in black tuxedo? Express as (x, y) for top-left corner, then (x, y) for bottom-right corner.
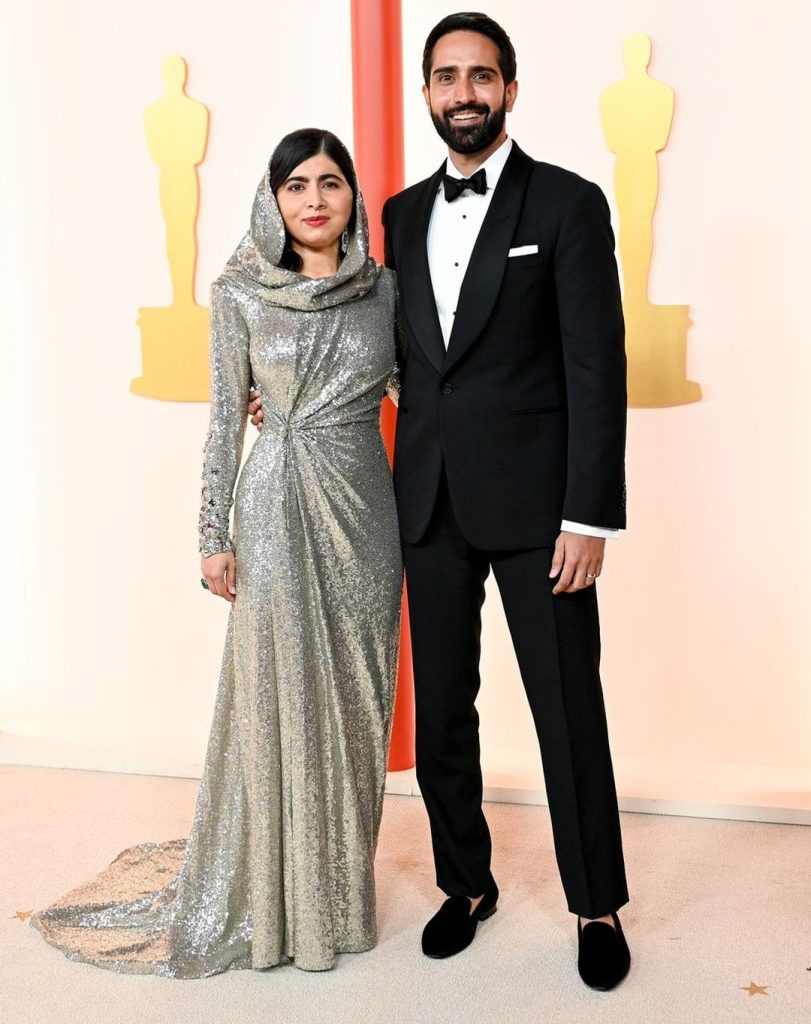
(382, 13), (631, 989)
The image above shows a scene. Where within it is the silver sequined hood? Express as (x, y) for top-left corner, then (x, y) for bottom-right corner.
(221, 154), (382, 311)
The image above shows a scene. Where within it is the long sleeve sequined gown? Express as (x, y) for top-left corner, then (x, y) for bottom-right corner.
(31, 168), (402, 977)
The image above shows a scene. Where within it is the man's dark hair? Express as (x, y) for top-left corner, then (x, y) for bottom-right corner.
(422, 12), (517, 87)
(269, 128), (358, 273)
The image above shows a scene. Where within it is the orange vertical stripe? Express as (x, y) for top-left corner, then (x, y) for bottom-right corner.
(350, 0), (415, 771)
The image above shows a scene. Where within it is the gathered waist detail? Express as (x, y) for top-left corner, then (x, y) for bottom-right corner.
(261, 405), (382, 437)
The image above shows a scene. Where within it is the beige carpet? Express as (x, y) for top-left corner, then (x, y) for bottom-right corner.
(1, 764), (808, 1024)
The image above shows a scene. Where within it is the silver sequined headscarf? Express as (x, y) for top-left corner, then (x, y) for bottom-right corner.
(221, 149), (382, 310)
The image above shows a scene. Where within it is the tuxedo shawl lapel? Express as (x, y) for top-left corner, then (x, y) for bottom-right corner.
(398, 164), (447, 374)
(443, 144), (535, 375)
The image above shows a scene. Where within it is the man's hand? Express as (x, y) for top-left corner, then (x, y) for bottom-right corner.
(550, 532), (605, 594)
(248, 388), (264, 430)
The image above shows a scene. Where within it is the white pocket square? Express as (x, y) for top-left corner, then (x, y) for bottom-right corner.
(508, 244), (539, 257)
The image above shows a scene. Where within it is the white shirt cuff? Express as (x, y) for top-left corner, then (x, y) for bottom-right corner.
(560, 520), (620, 539)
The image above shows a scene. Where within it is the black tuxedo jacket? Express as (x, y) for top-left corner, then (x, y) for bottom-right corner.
(382, 142), (626, 550)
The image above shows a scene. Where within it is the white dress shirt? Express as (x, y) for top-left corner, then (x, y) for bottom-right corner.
(426, 137), (619, 540)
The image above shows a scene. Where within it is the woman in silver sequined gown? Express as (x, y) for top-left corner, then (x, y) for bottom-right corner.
(31, 132), (402, 976)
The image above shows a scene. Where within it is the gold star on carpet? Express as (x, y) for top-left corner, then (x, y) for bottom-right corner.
(12, 910), (33, 921)
(741, 982), (768, 996)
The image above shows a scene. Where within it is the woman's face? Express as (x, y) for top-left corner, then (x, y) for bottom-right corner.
(275, 152), (354, 254)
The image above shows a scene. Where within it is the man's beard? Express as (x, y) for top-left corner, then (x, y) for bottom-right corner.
(430, 97), (507, 155)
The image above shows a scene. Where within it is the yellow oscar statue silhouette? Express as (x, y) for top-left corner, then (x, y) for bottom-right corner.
(131, 56), (210, 401)
(600, 34), (701, 407)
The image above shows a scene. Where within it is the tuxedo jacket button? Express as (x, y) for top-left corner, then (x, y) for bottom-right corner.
(442, 382), (454, 394)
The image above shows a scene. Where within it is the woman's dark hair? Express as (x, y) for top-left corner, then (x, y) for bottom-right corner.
(269, 128), (358, 273)
(422, 12), (517, 87)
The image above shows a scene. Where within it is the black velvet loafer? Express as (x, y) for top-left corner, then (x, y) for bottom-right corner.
(421, 877), (499, 959)
(577, 912), (631, 990)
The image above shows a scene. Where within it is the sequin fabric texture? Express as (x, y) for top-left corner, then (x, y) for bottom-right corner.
(31, 160), (403, 977)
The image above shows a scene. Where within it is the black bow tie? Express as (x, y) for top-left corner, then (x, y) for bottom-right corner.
(443, 167), (487, 202)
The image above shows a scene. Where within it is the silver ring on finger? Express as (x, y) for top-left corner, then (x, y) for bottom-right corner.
(586, 572), (598, 579)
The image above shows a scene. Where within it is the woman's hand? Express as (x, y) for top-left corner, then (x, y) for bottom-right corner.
(201, 551), (237, 604)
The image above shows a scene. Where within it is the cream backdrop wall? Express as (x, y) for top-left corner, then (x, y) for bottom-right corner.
(1, 0), (809, 819)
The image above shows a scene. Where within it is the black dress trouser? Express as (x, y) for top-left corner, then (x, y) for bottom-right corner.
(402, 472), (629, 919)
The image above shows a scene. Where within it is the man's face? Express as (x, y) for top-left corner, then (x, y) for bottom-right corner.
(423, 30), (517, 155)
